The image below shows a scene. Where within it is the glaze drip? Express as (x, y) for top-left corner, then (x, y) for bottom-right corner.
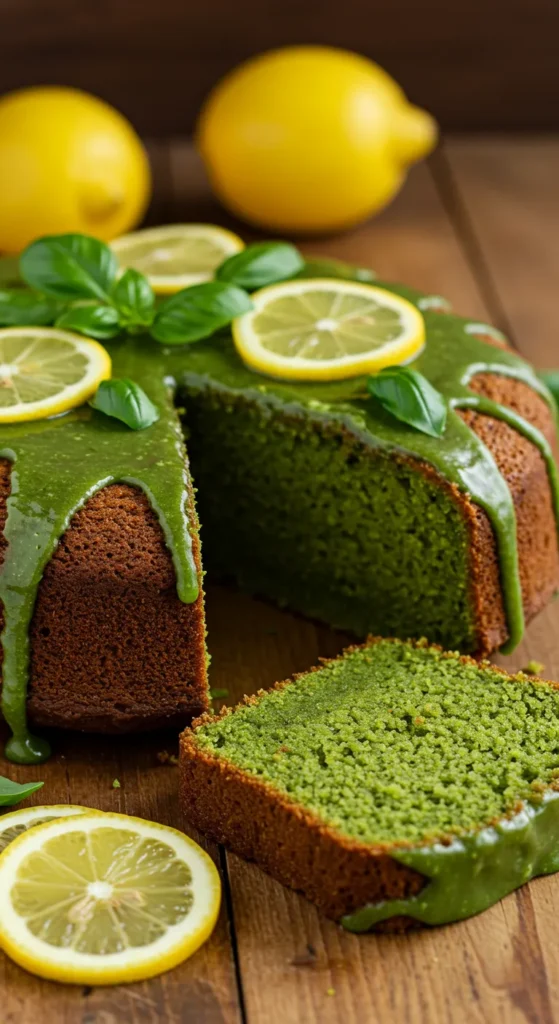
(342, 791), (559, 930)
(0, 271), (557, 762)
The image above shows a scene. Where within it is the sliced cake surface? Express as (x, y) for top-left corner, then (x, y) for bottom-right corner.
(180, 639), (559, 929)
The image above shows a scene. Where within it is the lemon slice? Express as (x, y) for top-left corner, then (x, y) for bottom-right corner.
(111, 224), (245, 294)
(0, 805), (91, 854)
(0, 327), (111, 424)
(0, 811), (221, 985)
(232, 279), (425, 381)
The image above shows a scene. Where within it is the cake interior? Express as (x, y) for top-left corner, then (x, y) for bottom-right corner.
(182, 387), (478, 651)
(193, 640), (559, 846)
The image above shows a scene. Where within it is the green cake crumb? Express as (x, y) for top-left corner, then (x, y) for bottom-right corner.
(524, 660), (545, 675)
(195, 641), (559, 846)
(112, 778), (121, 789)
(183, 390), (477, 651)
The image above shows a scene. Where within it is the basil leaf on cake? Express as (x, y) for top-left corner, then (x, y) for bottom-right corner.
(89, 378), (160, 430)
(367, 366), (447, 438)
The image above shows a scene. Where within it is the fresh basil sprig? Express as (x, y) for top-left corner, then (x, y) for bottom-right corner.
(367, 366), (447, 438)
(90, 378), (159, 430)
(56, 303), (121, 340)
(16, 233), (254, 346)
(0, 775), (44, 807)
(216, 242), (304, 290)
(111, 268), (155, 329)
(152, 282), (253, 344)
(20, 234), (118, 302)
(0, 290), (63, 327)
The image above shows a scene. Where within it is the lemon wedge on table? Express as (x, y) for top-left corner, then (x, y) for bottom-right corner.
(111, 224), (245, 294)
(0, 804), (90, 854)
(232, 279), (425, 381)
(0, 327), (111, 424)
(0, 811), (221, 985)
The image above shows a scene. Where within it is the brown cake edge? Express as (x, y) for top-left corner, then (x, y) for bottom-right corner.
(0, 459), (209, 734)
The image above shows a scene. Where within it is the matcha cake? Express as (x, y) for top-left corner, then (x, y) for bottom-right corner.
(180, 638), (559, 930)
(0, 235), (558, 765)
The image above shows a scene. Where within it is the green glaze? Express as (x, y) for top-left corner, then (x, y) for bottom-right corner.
(0, 270), (557, 762)
(342, 791), (559, 931)
(0, 339), (199, 763)
(179, 280), (558, 655)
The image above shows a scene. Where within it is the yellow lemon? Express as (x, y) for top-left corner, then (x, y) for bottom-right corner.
(197, 46), (437, 234)
(0, 87), (151, 253)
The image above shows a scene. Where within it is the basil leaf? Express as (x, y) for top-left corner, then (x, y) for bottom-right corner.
(216, 242), (304, 290)
(112, 269), (155, 328)
(0, 775), (44, 807)
(539, 371), (559, 410)
(90, 378), (159, 430)
(0, 256), (23, 289)
(20, 233), (118, 302)
(152, 282), (253, 344)
(367, 366), (447, 438)
(56, 303), (121, 340)
(297, 257), (376, 283)
(0, 289), (62, 327)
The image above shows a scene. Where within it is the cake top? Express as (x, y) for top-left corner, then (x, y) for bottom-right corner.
(193, 639), (559, 846)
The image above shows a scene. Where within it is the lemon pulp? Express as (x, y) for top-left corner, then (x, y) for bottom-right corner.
(111, 224), (244, 293)
(0, 812), (221, 984)
(0, 805), (90, 854)
(0, 328), (111, 423)
(232, 279), (425, 381)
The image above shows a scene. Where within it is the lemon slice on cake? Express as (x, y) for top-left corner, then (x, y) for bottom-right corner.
(232, 279), (425, 381)
(0, 811), (221, 985)
(0, 805), (91, 854)
(111, 224), (245, 294)
(0, 327), (111, 423)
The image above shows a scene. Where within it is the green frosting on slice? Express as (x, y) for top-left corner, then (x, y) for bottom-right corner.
(343, 793), (559, 930)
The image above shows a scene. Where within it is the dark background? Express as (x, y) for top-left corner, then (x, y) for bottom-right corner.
(1, 0), (557, 136)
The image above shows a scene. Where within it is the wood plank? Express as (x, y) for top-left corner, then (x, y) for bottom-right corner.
(437, 138), (559, 366)
(180, 148), (559, 1024)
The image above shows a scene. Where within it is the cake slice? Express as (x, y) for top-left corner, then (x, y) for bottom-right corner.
(180, 638), (559, 930)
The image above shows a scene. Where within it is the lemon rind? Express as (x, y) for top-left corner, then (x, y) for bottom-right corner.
(232, 279), (425, 381)
(0, 811), (221, 985)
(0, 328), (111, 424)
(111, 224), (245, 295)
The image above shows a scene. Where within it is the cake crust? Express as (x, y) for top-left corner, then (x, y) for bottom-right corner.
(0, 460), (209, 733)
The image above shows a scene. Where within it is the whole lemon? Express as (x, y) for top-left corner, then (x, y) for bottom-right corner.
(0, 87), (151, 252)
(197, 46), (437, 234)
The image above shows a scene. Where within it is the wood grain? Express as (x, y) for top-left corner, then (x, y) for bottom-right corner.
(2, 137), (559, 1022)
(1, 0), (559, 133)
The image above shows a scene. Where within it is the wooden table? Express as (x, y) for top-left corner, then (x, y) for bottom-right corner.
(3, 137), (559, 1024)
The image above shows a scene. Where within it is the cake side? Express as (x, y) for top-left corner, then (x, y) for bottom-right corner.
(0, 461), (209, 733)
(179, 638), (559, 928)
(462, 372), (559, 653)
(183, 370), (559, 657)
